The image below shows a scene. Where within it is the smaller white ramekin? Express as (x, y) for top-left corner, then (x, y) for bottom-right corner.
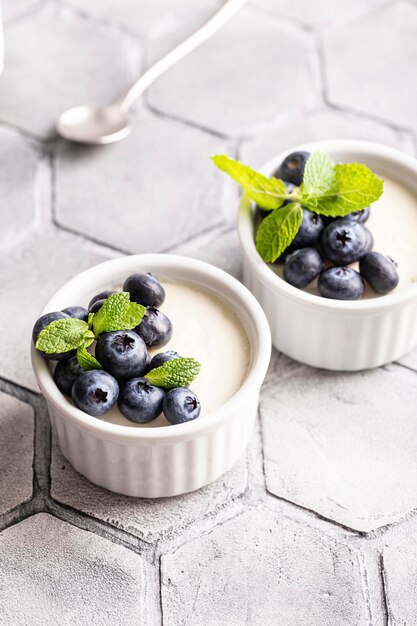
(238, 140), (417, 371)
(31, 254), (271, 498)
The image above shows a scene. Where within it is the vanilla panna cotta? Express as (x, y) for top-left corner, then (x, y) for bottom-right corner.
(50, 279), (250, 428)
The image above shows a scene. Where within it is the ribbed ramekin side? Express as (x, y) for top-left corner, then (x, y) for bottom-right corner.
(242, 259), (417, 371)
(48, 394), (259, 498)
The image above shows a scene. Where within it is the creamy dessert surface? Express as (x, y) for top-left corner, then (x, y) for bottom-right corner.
(95, 281), (250, 428)
(268, 176), (417, 298)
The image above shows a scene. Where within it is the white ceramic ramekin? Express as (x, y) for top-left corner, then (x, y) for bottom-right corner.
(31, 254), (271, 498)
(238, 140), (417, 371)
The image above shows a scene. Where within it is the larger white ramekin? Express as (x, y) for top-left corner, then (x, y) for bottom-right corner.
(238, 140), (417, 371)
(31, 255), (271, 498)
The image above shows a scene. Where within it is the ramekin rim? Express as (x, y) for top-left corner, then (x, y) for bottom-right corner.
(237, 139), (417, 313)
(31, 254), (271, 442)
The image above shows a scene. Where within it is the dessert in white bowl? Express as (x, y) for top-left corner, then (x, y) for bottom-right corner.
(31, 254), (271, 497)
(234, 140), (417, 370)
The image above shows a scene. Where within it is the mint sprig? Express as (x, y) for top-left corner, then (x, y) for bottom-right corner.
(36, 318), (94, 355)
(76, 346), (102, 371)
(256, 203), (303, 263)
(212, 151), (383, 262)
(145, 357), (201, 389)
(92, 292), (145, 336)
(211, 154), (287, 210)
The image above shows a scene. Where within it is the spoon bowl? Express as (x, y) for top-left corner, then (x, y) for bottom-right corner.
(57, 105), (131, 144)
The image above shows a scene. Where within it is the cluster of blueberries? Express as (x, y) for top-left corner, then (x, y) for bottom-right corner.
(259, 151), (399, 300)
(32, 273), (201, 425)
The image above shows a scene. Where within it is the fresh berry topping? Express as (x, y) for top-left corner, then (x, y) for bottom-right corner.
(359, 252), (399, 294)
(163, 388), (201, 425)
(118, 377), (165, 423)
(32, 311), (73, 361)
(123, 273), (165, 308)
(148, 350), (180, 371)
(53, 355), (84, 396)
(321, 220), (371, 265)
(292, 209), (324, 248)
(95, 330), (148, 379)
(61, 305), (89, 322)
(283, 248), (324, 289)
(135, 307), (173, 348)
(318, 267), (364, 300)
(88, 290), (117, 310)
(72, 370), (119, 417)
(278, 151), (310, 186)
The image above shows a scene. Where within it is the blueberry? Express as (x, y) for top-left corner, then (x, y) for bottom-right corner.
(149, 350), (180, 371)
(89, 299), (106, 314)
(359, 252), (399, 294)
(123, 273), (165, 308)
(292, 209), (324, 248)
(53, 355), (84, 396)
(163, 388), (201, 425)
(72, 370), (119, 417)
(96, 330), (148, 379)
(118, 377), (165, 423)
(321, 220), (370, 265)
(283, 248), (324, 289)
(32, 311), (73, 361)
(88, 290), (116, 310)
(318, 267), (364, 300)
(135, 307), (173, 348)
(341, 207), (370, 224)
(61, 305), (89, 321)
(278, 151), (310, 186)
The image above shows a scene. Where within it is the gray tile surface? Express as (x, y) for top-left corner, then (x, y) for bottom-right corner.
(0, 393), (34, 514)
(261, 357), (417, 532)
(147, 8), (319, 137)
(323, 2), (417, 132)
(1, 0), (417, 623)
(55, 110), (228, 253)
(161, 507), (369, 626)
(0, 514), (151, 625)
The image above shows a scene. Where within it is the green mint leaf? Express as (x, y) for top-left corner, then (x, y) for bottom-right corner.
(88, 312), (94, 329)
(300, 152), (334, 198)
(255, 202), (303, 263)
(211, 154), (288, 210)
(76, 346), (102, 371)
(145, 357), (201, 389)
(302, 163), (383, 217)
(36, 318), (91, 355)
(92, 292), (146, 335)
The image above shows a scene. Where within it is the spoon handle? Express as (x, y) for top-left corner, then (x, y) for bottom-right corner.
(118, 0), (249, 112)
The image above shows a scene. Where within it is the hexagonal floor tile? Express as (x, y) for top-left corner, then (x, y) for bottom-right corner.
(0, 514), (151, 624)
(0, 393), (33, 515)
(51, 438), (247, 543)
(1, 230), (112, 391)
(0, 7), (137, 138)
(323, 3), (417, 132)
(147, 8), (318, 137)
(240, 108), (413, 168)
(383, 531), (417, 625)
(261, 357), (417, 532)
(161, 507), (369, 625)
(253, 0), (385, 28)
(0, 127), (38, 248)
(55, 110), (228, 253)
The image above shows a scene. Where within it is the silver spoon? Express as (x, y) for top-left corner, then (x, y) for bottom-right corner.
(57, 0), (248, 144)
